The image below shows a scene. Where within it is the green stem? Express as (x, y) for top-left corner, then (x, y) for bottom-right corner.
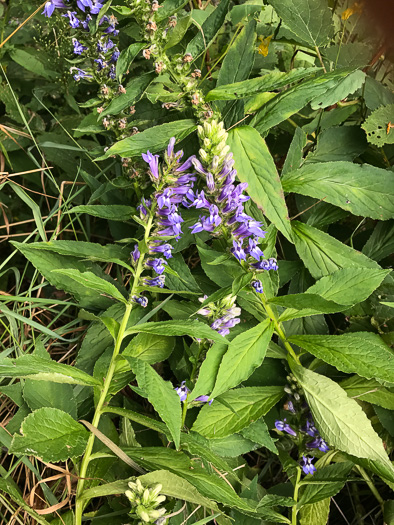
(75, 214), (155, 525)
(291, 467), (302, 525)
(356, 466), (384, 508)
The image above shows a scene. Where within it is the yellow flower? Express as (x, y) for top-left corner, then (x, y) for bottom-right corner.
(258, 35), (273, 57)
(341, 1), (364, 21)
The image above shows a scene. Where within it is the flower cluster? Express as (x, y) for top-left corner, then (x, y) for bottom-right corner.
(188, 121), (278, 293)
(274, 377), (330, 475)
(197, 294), (241, 337)
(175, 381), (213, 405)
(125, 479), (167, 524)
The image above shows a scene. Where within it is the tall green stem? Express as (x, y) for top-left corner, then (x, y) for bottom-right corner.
(291, 467), (302, 525)
(75, 214), (154, 525)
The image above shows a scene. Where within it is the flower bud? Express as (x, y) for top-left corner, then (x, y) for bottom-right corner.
(199, 149), (208, 161)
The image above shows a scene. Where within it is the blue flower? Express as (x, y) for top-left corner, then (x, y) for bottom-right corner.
(90, 0), (103, 14)
(175, 381), (190, 402)
(251, 280), (263, 294)
(142, 151), (160, 180)
(231, 240), (246, 261)
(245, 238), (264, 261)
(137, 198), (151, 219)
(149, 242), (173, 260)
(77, 0), (92, 12)
(275, 419), (297, 437)
(72, 39), (88, 55)
(306, 437), (330, 453)
(110, 48), (120, 63)
(42, 0), (67, 17)
(71, 67), (92, 81)
(63, 10), (80, 28)
(131, 244), (140, 263)
(143, 276), (165, 288)
(300, 455), (316, 476)
(251, 258), (278, 271)
(131, 295), (148, 308)
(146, 258), (167, 275)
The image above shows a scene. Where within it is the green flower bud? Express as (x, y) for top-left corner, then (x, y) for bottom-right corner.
(142, 488), (150, 505)
(136, 506), (150, 522)
(150, 484), (163, 499)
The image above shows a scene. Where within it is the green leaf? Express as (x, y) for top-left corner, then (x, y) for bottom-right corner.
(299, 498), (330, 525)
(291, 221), (379, 279)
(124, 319), (227, 343)
(192, 386), (284, 438)
(164, 13), (192, 50)
(122, 332), (175, 364)
(362, 103), (394, 147)
(0, 355), (101, 386)
(251, 69), (356, 134)
(340, 375), (394, 410)
(185, 0), (230, 59)
(241, 418), (278, 454)
(9, 48), (58, 80)
(9, 407), (89, 461)
(125, 357), (182, 449)
(116, 42), (146, 81)
(291, 363), (394, 483)
(282, 127), (307, 175)
(298, 462), (354, 506)
(363, 220), (394, 261)
(310, 70), (365, 109)
(101, 72), (155, 116)
(0, 478), (50, 525)
(69, 204), (136, 222)
(7, 182), (47, 242)
(11, 241), (118, 310)
(190, 342), (228, 400)
(156, 0), (189, 21)
(211, 320), (274, 398)
(23, 379), (77, 418)
(273, 293), (345, 319)
(197, 241), (243, 287)
(282, 161), (394, 220)
(206, 68), (317, 101)
(289, 332), (394, 384)
(228, 126), (292, 240)
(304, 126), (367, 163)
(97, 120), (196, 159)
(268, 0), (333, 47)
(52, 269), (127, 304)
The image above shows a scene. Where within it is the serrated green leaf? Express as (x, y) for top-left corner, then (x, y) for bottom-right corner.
(211, 320), (274, 398)
(298, 462), (354, 506)
(362, 103), (394, 146)
(282, 161), (394, 220)
(23, 379), (77, 418)
(340, 375), (394, 410)
(122, 332), (175, 364)
(299, 497), (330, 525)
(125, 357), (181, 449)
(310, 70), (365, 109)
(228, 126), (292, 240)
(192, 386), (283, 438)
(291, 364), (394, 483)
(124, 319), (227, 343)
(116, 42), (146, 81)
(0, 355), (100, 386)
(241, 418), (278, 454)
(9, 407), (89, 461)
(69, 205), (135, 222)
(101, 72), (155, 117)
(289, 332), (394, 384)
(190, 342), (228, 401)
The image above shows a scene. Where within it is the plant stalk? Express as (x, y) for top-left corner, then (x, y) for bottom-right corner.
(291, 466), (302, 525)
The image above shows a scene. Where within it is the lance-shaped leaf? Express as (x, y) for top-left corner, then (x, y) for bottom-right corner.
(289, 332), (394, 384)
(211, 320), (274, 398)
(228, 126), (292, 241)
(0, 355), (101, 386)
(298, 462), (354, 506)
(9, 407), (89, 462)
(100, 72), (155, 116)
(125, 357), (182, 449)
(69, 205), (136, 222)
(124, 319), (227, 343)
(192, 386), (284, 438)
(291, 363), (394, 483)
(282, 161), (394, 220)
(53, 269), (127, 304)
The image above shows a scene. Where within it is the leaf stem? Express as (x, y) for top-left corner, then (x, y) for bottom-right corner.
(292, 466), (302, 525)
(356, 465), (384, 509)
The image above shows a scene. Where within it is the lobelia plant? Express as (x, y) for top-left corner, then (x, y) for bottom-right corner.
(1, 0), (394, 524)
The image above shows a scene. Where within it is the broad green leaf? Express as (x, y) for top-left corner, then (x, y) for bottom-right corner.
(9, 48), (58, 79)
(69, 205), (135, 222)
(268, 0), (333, 47)
(11, 241), (118, 310)
(124, 319), (227, 343)
(156, 0), (189, 21)
(0, 478), (50, 525)
(298, 462), (354, 506)
(197, 241), (243, 287)
(291, 221), (379, 279)
(310, 70), (365, 109)
(125, 357), (182, 449)
(211, 320), (274, 398)
(362, 104), (394, 147)
(209, 433), (259, 457)
(122, 332), (175, 364)
(192, 386), (284, 438)
(100, 72), (155, 116)
(274, 293), (344, 320)
(165, 252), (201, 293)
(305, 126), (367, 163)
(97, 120), (196, 159)
(185, 0), (230, 59)
(282, 127), (307, 175)
(323, 42), (372, 69)
(164, 13), (191, 50)
(289, 332), (394, 384)
(116, 42), (146, 81)
(23, 379), (77, 418)
(190, 342), (228, 400)
(228, 126), (292, 240)
(363, 220), (394, 261)
(299, 498), (330, 525)
(282, 161), (394, 220)
(0, 355), (101, 386)
(22, 240), (132, 270)
(206, 68), (317, 101)
(291, 364), (394, 483)
(52, 269), (127, 304)
(241, 418), (278, 454)
(251, 69), (355, 134)
(340, 375), (394, 410)
(9, 407), (89, 461)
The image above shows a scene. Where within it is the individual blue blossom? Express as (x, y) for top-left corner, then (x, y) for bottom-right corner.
(245, 237), (264, 261)
(63, 10), (80, 27)
(131, 244), (140, 263)
(146, 258), (167, 275)
(97, 38), (114, 52)
(42, 0), (67, 17)
(300, 455), (316, 476)
(306, 437), (330, 453)
(275, 419), (297, 437)
(156, 206), (183, 239)
(302, 418), (319, 437)
(72, 39), (87, 55)
(251, 258), (278, 271)
(131, 295), (148, 308)
(110, 48), (120, 62)
(137, 198), (151, 219)
(71, 67), (92, 81)
(95, 57), (108, 71)
(175, 381), (190, 402)
(285, 400), (296, 414)
(77, 0), (92, 11)
(193, 395), (213, 405)
(108, 64), (116, 79)
(190, 190), (210, 209)
(157, 188), (172, 209)
(143, 276), (165, 288)
(81, 14), (92, 30)
(231, 240), (246, 261)
(142, 151), (160, 180)
(206, 172), (215, 192)
(149, 242), (173, 260)
(251, 280), (263, 294)
(90, 0), (103, 14)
